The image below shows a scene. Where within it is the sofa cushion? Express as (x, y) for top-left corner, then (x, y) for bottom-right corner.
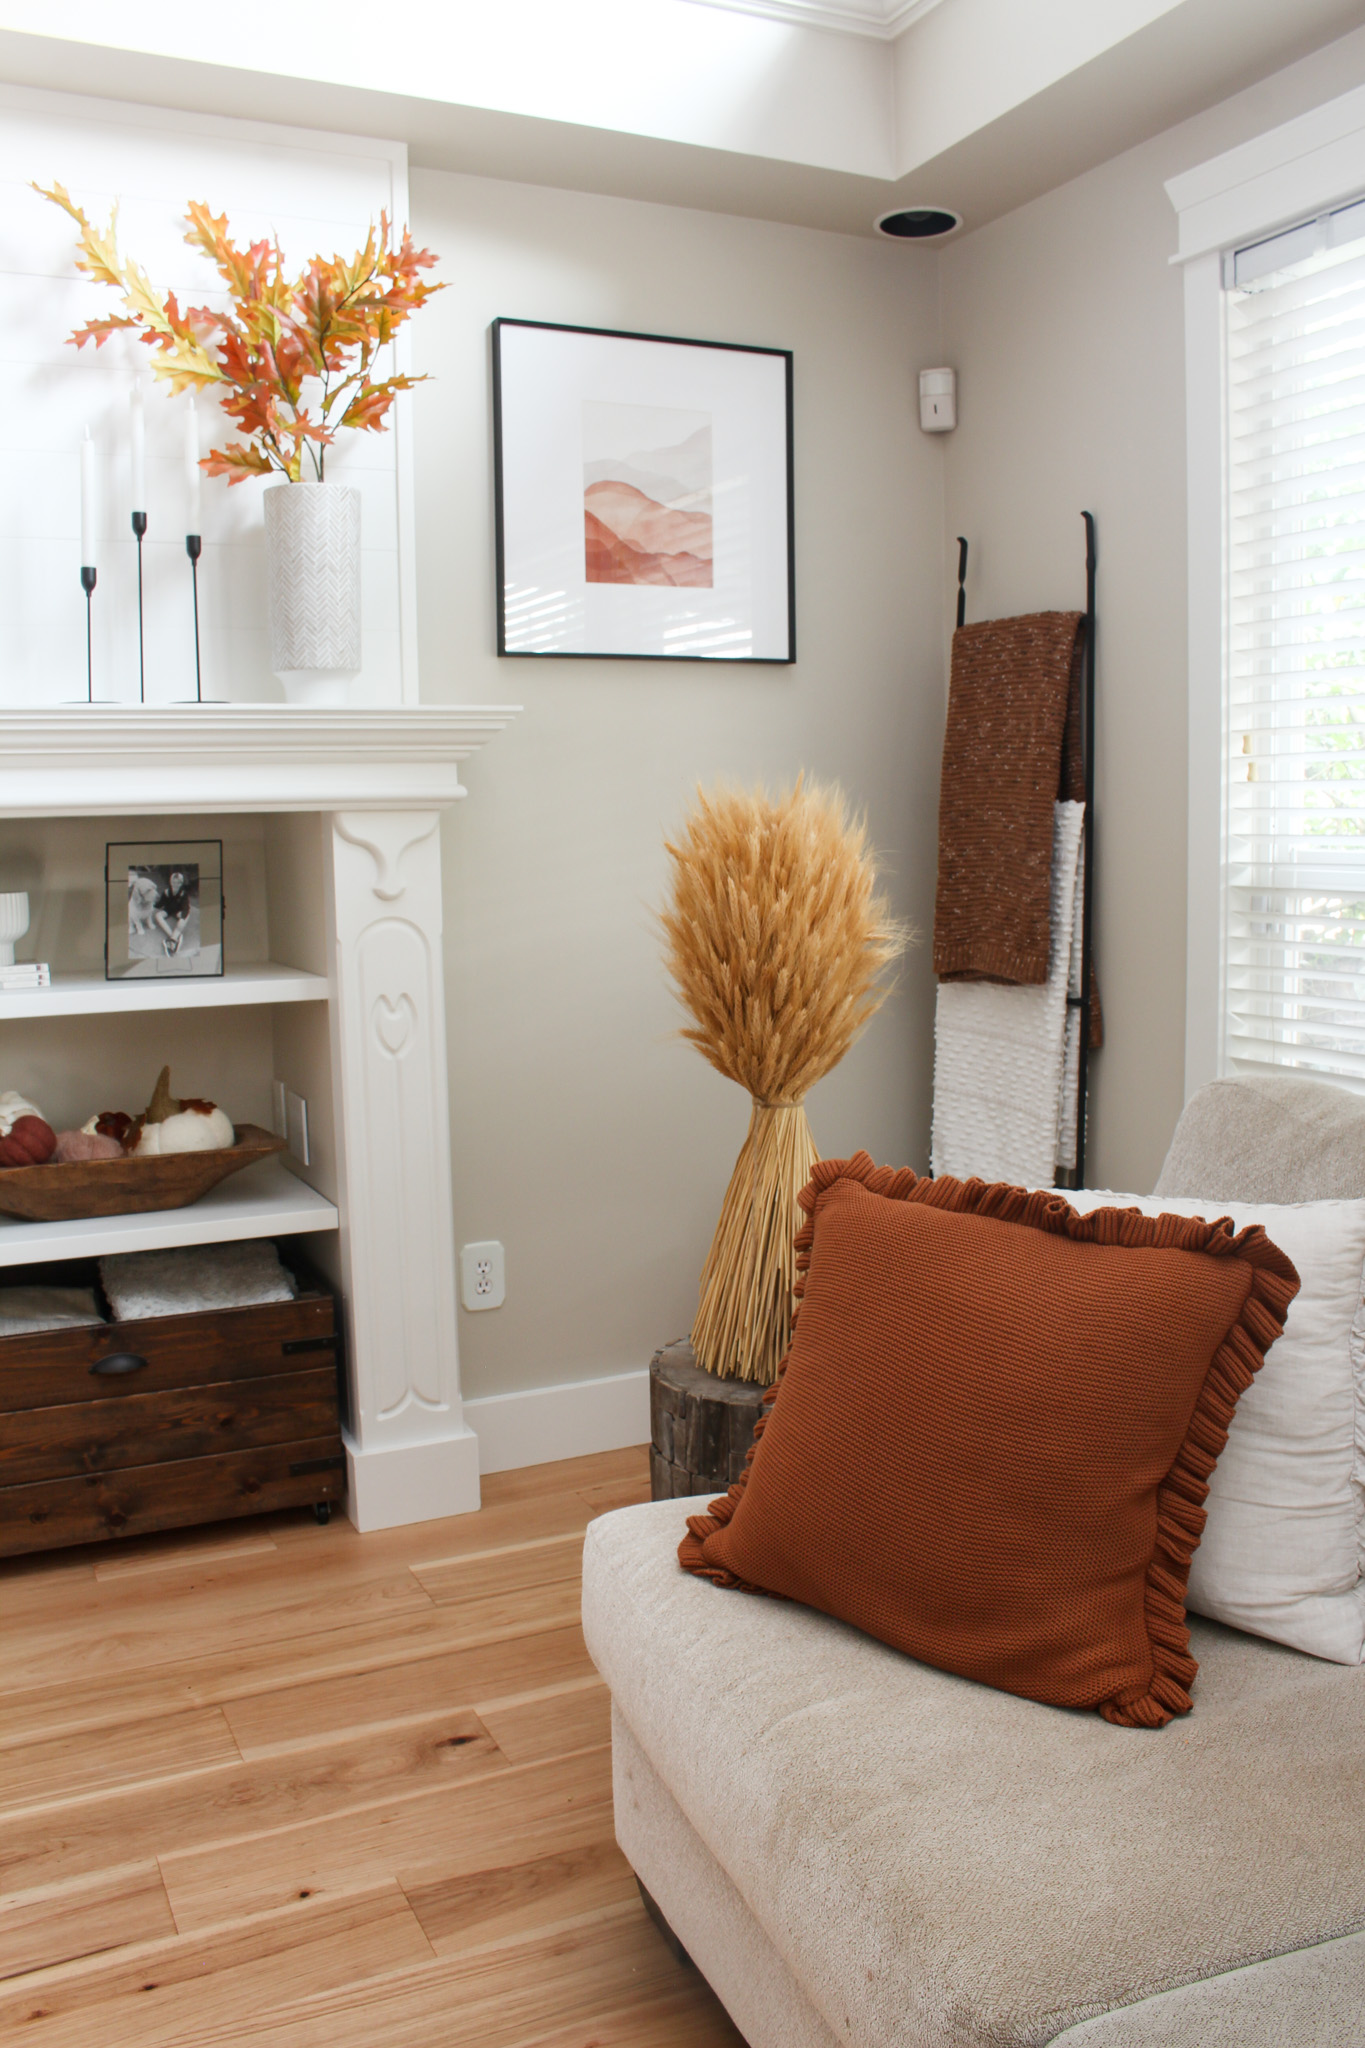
(1063, 1189), (1365, 1667)
(681, 1156), (1299, 1727)
(1155, 1073), (1365, 1204)
(583, 1497), (1365, 2048)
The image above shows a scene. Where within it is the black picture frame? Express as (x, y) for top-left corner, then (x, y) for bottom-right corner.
(105, 839), (224, 982)
(492, 317), (795, 663)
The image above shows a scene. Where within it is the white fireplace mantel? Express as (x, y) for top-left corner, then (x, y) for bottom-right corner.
(0, 704), (520, 1531)
(0, 706), (518, 816)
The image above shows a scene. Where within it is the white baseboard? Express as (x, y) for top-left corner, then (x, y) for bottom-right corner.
(342, 1425), (482, 1531)
(464, 1369), (651, 1475)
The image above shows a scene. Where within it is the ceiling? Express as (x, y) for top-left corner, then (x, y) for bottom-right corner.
(0, 0), (1361, 238)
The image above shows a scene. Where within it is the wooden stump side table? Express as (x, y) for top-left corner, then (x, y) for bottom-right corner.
(648, 1339), (768, 1501)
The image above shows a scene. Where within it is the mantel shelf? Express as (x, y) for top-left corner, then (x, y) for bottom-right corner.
(0, 704), (522, 816)
(0, 964), (329, 1021)
(0, 1158), (338, 1267)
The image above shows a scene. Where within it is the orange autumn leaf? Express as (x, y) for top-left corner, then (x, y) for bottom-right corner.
(35, 183), (444, 483)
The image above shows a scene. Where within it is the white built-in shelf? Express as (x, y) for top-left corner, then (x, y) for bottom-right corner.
(0, 1158), (338, 1267)
(0, 963), (329, 1021)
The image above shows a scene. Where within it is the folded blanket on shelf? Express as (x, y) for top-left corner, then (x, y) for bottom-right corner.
(932, 801), (1084, 1187)
(100, 1240), (297, 1322)
(0, 1286), (104, 1336)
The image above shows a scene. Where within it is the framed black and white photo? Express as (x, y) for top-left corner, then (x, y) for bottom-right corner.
(492, 318), (794, 662)
(105, 840), (223, 981)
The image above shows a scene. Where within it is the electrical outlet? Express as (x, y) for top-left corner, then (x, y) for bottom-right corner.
(285, 1088), (310, 1167)
(271, 1079), (287, 1139)
(460, 1240), (505, 1312)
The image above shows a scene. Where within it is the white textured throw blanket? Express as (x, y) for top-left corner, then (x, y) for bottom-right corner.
(100, 1240), (297, 1322)
(931, 801), (1084, 1188)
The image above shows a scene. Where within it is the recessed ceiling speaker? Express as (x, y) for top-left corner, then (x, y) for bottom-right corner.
(876, 207), (961, 240)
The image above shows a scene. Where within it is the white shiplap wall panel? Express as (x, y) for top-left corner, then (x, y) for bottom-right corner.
(0, 81), (418, 707)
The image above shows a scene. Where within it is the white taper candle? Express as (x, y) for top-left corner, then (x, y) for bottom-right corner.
(184, 395), (202, 534)
(80, 428), (95, 566)
(130, 379), (146, 514)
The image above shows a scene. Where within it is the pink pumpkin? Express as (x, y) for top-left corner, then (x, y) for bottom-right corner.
(53, 1129), (125, 1164)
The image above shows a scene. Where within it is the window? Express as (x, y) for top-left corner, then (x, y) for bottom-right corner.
(1222, 200), (1365, 1084)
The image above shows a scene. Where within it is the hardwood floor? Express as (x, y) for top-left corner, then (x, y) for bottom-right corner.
(0, 1445), (744, 2047)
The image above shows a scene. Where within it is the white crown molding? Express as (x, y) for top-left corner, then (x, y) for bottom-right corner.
(1166, 76), (1365, 261)
(677, 0), (947, 42)
(0, 705), (521, 816)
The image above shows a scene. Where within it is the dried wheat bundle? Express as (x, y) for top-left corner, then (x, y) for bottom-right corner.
(661, 778), (909, 1383)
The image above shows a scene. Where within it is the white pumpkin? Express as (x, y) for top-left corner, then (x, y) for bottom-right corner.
(0, 1090), (45, 1138)
(137, 1104), (234, 1156)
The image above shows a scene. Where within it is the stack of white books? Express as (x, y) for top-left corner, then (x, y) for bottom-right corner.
(0, 962), (51, 992)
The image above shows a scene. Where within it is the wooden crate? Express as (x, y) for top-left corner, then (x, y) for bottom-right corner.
(0, 1256), (345, 1556)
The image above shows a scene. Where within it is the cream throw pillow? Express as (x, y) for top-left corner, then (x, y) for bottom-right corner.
(1062, 1189), (1365, 1666)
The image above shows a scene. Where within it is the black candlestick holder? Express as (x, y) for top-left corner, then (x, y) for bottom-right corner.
(80, 565), (96, 703)
(186, 534), (203, 702)
(131, 509), (147, 703)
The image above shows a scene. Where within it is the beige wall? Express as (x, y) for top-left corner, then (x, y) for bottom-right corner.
(411, 20), (1365, 1406)
(409, 172), (945, 1400)
(939, 24), (1365, 1195)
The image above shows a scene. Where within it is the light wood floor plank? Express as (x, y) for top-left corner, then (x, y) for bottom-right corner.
(162, 1902), (684, 2048)
(0, 1560), (435, 1697)
(409, 1531), (585, 1603)
(479, 1445), (649, 1507)
(93, 1529), (280, 1581)
(0, 1884), (434, 2048)
(399, 1575), (583, 1639)
(0, 1865), (175, 1982)
(404, 1837), (636, 1956)
(160, 1746), (615, 1930)
(0, 1711), (504, 1896)
(519, 1979), (748, 2048)
(479, 1680), (612, 1766)
(0, 1589), (573, 1750)
(224, 1624), (596, 1757)
(577, 1474), (654, 1514)
(0, 1708), (240, 1816)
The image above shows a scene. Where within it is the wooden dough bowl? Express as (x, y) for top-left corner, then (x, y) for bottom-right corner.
(0, 1125), (287, 1222)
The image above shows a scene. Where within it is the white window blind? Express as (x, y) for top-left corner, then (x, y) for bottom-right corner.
(1223, 201), (1365, 1085)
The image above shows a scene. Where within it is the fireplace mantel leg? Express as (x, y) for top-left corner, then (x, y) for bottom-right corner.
(325, 807), (481, 1529)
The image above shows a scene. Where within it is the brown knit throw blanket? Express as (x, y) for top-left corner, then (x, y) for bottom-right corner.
(934, 611), (1101, 1044)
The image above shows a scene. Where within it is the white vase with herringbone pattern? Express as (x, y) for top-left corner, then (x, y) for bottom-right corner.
(264, 481), (362, 706)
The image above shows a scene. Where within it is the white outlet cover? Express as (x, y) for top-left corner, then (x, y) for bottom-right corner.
(460, 1240), (505, 1312)
(285, 1088), (310, 1168)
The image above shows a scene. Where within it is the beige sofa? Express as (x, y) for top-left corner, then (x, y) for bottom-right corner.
(582, 1076), (1365, 2046)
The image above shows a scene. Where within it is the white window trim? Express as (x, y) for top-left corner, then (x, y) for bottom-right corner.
(1166, 82), (1365, 1101)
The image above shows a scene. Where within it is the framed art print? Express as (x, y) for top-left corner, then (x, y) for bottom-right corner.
(106, 840), (223, 981)
(492, 318), (794, 662)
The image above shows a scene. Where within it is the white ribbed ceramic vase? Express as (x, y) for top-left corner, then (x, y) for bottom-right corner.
(0, 893), (29, 969)
(263, 481), (361, 707)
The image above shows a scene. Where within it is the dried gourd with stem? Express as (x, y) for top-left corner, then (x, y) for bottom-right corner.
(660, 778), (910, 1383)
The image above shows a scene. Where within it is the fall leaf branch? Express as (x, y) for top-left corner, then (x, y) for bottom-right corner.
(35, 183), (443, 484)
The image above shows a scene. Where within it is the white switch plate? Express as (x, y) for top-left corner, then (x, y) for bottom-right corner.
(460, 1240), (505, 1311)
(285, 1088), (310, 1167)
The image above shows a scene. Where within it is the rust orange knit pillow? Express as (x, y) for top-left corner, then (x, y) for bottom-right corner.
(680, 1155), (1300, 1727)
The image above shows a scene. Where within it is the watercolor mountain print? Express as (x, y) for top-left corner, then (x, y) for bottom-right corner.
(583, 400), (713, 587)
